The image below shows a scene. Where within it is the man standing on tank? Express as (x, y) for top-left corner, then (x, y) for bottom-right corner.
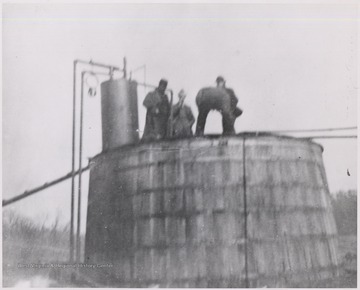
(171, 89), (195, 138)
(142, 79), (170, 141)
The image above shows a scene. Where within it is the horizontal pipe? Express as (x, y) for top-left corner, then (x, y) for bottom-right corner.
(75, 59), (122, 72)
(84, 71), (113, 77)
(298, 135), (357, 139)
(136, 82), (157, 89)
(136, 82), (173, 95)
(258, 126), (357, 134)
(2, 166), (90, 207)
(131, 64), (146, 73)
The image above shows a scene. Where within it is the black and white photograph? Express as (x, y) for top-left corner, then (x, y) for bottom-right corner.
(2, 1), (358, 288)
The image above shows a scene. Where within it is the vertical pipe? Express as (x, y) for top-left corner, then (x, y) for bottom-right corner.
(70, 61), (77, 263)
(168, 90), (174, 137)
(242, 137), (249, 288)
(144, 65), (146, 94)
(70, 60), (121, 264)
(123, 57), (127, 78)
(76, 72), (85, 262)
(109, 67), (114, 80)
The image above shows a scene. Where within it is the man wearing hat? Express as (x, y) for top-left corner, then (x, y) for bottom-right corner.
(171, 89), (195, 138)
(195, 76), (243, 136)
(216, 76), (243, 121)
(142, 79), (170, 141)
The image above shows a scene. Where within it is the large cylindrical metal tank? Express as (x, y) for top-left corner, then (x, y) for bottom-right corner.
(101, 78), (139, 150)
(84, 134), (338, 287)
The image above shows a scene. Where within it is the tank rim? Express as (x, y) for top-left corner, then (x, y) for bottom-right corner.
(92, 131), (324, 160)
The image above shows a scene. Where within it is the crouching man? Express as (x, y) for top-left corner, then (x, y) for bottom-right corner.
(195, 76), (243, 136)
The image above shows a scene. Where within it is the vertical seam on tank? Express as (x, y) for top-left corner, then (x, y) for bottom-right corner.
(313, 144), (330, 199)
(242, 137), (249, 288)
(312, 145), (339, 272)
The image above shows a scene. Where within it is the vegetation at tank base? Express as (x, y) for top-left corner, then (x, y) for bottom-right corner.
(3, 210), (70, 263)
(2, 210), (84, 287)
(327, 190), (357, 288)
(2, 191), (357, 287)
(331, 190), (357, 236)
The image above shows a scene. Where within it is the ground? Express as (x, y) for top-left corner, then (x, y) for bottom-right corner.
(324, 235), (357, 288)
(304, 235), (357, 288)
(2, 235), (357, 287)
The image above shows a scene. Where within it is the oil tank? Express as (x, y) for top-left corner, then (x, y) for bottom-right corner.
(84, 133), (338, 287)
(101, 78), (139, 150)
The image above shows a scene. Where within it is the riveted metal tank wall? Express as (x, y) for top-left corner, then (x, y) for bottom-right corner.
(101, 78), (139, 150)
(84, 134), (338, 287)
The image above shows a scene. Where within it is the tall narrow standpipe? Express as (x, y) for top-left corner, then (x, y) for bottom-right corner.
(70, 61), (77, 263)
(71, 59), (126, 264)
(76, 72), (85, 263)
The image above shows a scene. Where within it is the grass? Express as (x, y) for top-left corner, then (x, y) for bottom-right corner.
(307, 235), (357, 288)
(336, 235), (357, 287)
(2, 211), (357, 287)
(2, 210), (83, 287)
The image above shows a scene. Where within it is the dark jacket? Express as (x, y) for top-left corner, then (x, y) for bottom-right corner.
(171, 103), (195, 138)
(142, 89), (170, 141)
(225, 88), (242, 117)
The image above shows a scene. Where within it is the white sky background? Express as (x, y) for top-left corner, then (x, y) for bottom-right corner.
(2, 3), (358, 231)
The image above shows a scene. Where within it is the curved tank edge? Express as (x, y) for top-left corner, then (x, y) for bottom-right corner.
(90, 131), (324, 161)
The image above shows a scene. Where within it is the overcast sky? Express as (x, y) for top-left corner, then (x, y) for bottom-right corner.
(2, 3), (358, 230)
